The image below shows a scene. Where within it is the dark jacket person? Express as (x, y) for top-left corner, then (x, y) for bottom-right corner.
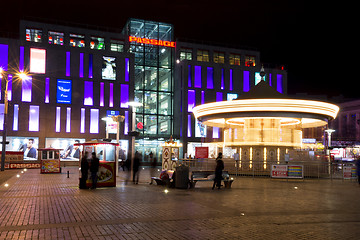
(90, 152), (100, 189)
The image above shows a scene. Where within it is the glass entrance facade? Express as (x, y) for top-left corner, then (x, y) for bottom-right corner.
(124, 19), (174, 138)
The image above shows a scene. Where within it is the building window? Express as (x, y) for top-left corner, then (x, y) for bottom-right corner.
(69, 34), (85, 47)
(109, 83), (114, 107)
(66, 52), (71, 76)
(120, 84), (129, 108)
(125, 58), (129, 82)
(187, 115), (192, 137)
(124, 111), (129, 135)
(84, 81), (93, 106)
(100, 82), (104, 107)
(90, 36), (105, 50)
(213, 52), (225, 64)
(66, 107), (71, 133)
(29, 105), (40, 132)
(188, 90), (195, 112)
(245, 55), (256, 67)
(277, 74), (283, 93)
(110, 40), (124, 52)
(0, 44), (8, 71)
(26, 28), (42, 42)
(80, 108), (85, 133)
(79, 53), (84, 78)
(48, 31), (64, 45)
(229, 69), (233, 91)
(243, 71), (250, 92)
(88, 54), (93, 78)
(180, 48), (192, 60)
(56, 107), (61, 132)
(22, 76), (32, 102)
(229, 54), (240, 65)
(19, 46), (24, 72)
(90, 109), (99, 134)
(197, 50), (209, 62)
(30, 48), (46, 74)
(207, 67), (214, 89)
(194, 66), (202, 88)
(45, 78), (50, 103)
(13, 104), (19, 131)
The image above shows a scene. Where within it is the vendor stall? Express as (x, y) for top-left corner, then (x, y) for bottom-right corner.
(75, 140), (118, 188)
(38, 148), (62, 174)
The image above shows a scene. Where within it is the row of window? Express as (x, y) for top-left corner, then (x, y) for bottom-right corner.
(26, 28), (124, 52)
(179, 48), (256, 66)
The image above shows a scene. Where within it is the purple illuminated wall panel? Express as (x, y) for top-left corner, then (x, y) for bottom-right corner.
(229, 69), (233, 91)
(201, 91), (205, 104)
(188, 65), (192, 87)
(207, 67), (214, 89)
(216, 92), (223, 102)
(269, 73), (272, 86)
(120, 84), (129, 108)
(66, 51), (70, 76)
(221, 69), (225, 90)
(13, 104), (19, 131)
(213, 127), (220, 139)
(0, 44), (8, 71)
(187, 115), (192, 137)
(80, 108), (85, 133)
(7, 75), (12, 101)
(0, 104), (4, 130)
(243, 71), (250, 92)
(100, 82), (104, 107)
(88, 54), (93, 78)
(125, 58), (129, 82)
(194, 66), (201, 88)
(84, 81), (94, 106)
(79, 53), (84, 78)
(29, 105), (39, 132)
(109, 83), (114, 107)
(90, 109), (99, 134)
(66, 107), (71, 132)
(45, 78), (50, 103)
(277, 74), (283, 93)
(56, 107), (61, 132)
(188, 90), (195, 112)
(22, 76), (32, 102)
(124, 111), (129, 135)
(19, 46), (24, 72)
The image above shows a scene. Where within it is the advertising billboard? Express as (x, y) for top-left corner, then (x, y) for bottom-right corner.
(102, 56), (116, 80)
(56, 79), (72, 104)
(30, 48), (46, 73)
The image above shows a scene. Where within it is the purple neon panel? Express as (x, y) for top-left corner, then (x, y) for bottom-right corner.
(216, 92), (223, 102)
(0, 104), (4, 130)
(19, 46), (24, 72)
(88, 54), (93, 78)
(277, 74), (283, 93)
(29, 105), (40, 132)
(13, 104), (19, 131)
(120, 84), (129, 108)
(201, 91), (205, 104)
(56, 107), (61, 132)
(124, 110), (129, 135)
(90, 109), (99, 134)
(213, 127), (220, 139)
(187, 115), (192, 137)
(269, 73), (272, 86)
(221, 69), (225, 90)
(66, 107), (71, 133)
(79, 53), (84, 78)
(0, 44), (8, 71)
(22, 76), (32, 102)
(109, 83), (114, 107)
(243, 71), (250, 92)
(188, 89), (195, 112)
(100, 82), (104, 107)
(84, 81), (94, 106)
(80, 108), (85, 133)
(66, 51), (70, 76)
(207, 67), (214, 89)
(7, 75), (12, 101)
(125, 58), (129, 82)
(229, 69), (233, 91)
(194, 66), (201, 88)
(188, 65), (192, 87)
(45, 78), (50, 103)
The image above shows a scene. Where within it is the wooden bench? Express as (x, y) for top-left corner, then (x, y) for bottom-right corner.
(190, 170), (234, 188)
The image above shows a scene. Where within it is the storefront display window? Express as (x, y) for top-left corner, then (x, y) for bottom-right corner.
(48, 31), (64, 45)
(46, 138), (85, 160)
(26, 28), (42, 42)
(1, 136), (40, 160)
(69, 33), (85, 47)
(90, 36), (105, 50)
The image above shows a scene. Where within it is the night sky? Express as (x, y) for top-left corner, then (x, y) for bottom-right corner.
(0, 1), (356, 100)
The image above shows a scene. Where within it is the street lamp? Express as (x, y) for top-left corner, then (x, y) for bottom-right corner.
(0, 68), (27, 171)
(325, 129), (335, 148)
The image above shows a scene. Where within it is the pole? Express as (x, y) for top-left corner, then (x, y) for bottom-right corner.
(131, 107), (135, 179)
(1, 77), (8, 171)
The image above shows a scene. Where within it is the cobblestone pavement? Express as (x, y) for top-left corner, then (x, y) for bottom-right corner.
(0, 167), (360, 239)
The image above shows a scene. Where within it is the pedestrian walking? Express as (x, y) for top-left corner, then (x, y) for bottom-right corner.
(212, 152), (224, 190)
(90, 152), (100, 189)
(79, 152), (89, 189)
(133, 151), (141, 184)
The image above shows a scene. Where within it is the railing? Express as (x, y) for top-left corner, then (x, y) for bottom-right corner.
(177, 158), (358, 180)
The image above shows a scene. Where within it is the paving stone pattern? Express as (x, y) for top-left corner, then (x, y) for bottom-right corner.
(0, 167), (360, 239)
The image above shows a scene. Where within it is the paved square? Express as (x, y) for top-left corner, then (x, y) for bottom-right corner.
(0, 167), (360, 239)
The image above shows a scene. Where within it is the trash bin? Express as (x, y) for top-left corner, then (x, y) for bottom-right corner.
(175, 165), (189, 189)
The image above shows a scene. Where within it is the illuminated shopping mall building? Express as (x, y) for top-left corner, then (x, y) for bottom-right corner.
(0, 18), (291, 163)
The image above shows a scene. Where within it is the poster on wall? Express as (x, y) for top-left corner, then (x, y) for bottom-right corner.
(195, 147), (209, 159)
(45, 138), (86, 160)
(102, 56), (116, 80)
(56, 79), (72, 104)
(0, 136), (39, 160)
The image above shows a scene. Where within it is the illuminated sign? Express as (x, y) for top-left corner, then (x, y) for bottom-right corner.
(57, 79), (72, 104)
(129, 36), (176, 48)
(30, 48), (46, 74)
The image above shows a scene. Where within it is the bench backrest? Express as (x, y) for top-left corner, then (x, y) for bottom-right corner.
(192, 171), (229, 179)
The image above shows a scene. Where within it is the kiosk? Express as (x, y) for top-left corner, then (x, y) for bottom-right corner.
(39, 148), (62, 173)
(75, 140), (118, 188)
(162, 137), (181, 171)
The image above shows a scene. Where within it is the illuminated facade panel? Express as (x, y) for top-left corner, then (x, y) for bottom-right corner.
(0, 44), (8, 71)
(29, 105), (40, 132)
(30, 48), (46, 74)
